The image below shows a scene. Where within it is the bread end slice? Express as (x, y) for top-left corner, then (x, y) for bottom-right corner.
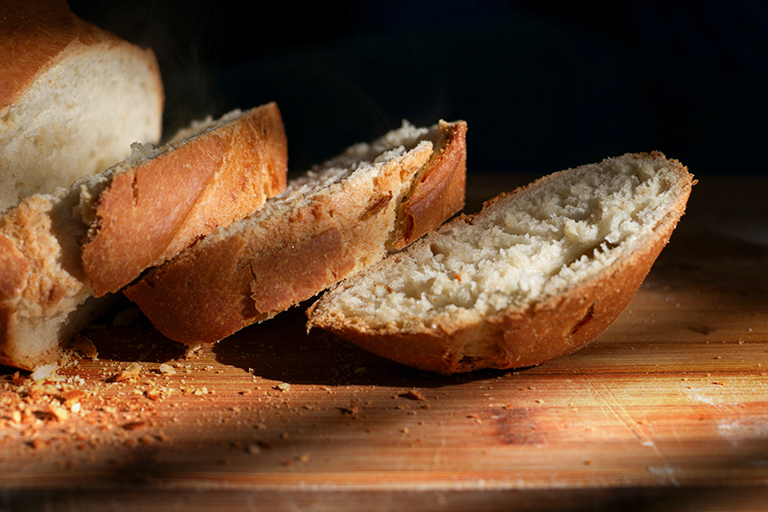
(307, 152), (694, 374)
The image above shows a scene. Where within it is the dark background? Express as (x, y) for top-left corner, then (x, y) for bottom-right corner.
(68, 0), (768, 178)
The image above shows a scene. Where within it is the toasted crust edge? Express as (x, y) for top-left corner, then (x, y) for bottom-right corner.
(391, 120), (467, 249)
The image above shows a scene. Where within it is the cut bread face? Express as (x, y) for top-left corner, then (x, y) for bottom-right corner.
(307, 152), (694, 375)
(0, 191), (111, 371)
(125, 120), (467, 345)
(0, 104), (288, 370)
(0, 0), (164, 212)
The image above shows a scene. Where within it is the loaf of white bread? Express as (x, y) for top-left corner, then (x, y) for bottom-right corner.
(125, 120), (467, 345)
(0, 104), (288, 370)
(307, 152), (694, 374)
(0, 0), (164, 212)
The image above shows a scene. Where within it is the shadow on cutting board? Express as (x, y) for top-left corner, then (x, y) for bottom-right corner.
(211, 304), (507, 388)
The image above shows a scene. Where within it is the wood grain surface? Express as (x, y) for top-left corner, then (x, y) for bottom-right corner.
(1, 173), (767, 511)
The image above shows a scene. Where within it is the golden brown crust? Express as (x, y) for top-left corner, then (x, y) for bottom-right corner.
(0, 0), (161, 118)
(392, 120), (467, 249)
(126, 121), (469, 345)
(307, 153), (694, 375)
(82, 103), (288, 297)
(249, 228), (357, 313)
(123, 233), (254, 344)
(1, 0), (83, 114)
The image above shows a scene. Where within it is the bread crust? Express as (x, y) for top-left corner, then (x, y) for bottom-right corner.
(0, 0), (163, 121)
(125, 120), (468, 345)
(391, 120), (467, 249)
(307, 152), (694, 375)
(81, 103), (288, 297)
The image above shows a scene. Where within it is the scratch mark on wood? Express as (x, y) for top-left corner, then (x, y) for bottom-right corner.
(586, 377), (679, 486)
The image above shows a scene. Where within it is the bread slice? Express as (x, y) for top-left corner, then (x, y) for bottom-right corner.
(0, 104), (288, 370)
(0, 0), (164, 212)
(306, 152), (694, 375)
(125, 120), (467, 345)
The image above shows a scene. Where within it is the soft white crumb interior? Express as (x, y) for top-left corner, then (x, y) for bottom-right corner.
(0, 47), (160, 212)
(206, 121), (432, 243)
(328, 157), (683, 328)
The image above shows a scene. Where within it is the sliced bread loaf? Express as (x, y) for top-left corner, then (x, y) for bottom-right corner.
(0, 0), (164, 211)
(306, 152), (694, 374)
(125, 120), (467, 345)
(0, 104), (288, 370)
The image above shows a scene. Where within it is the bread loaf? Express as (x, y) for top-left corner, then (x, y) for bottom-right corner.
(0, 104), (288, 370)
(125, 120), (467, 345)
(0, 0), (164, 212)
(306, 152), (694, 374)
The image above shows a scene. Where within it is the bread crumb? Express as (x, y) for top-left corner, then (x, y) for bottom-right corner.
(158, 363), (176, 375)
(338, 402), (362, 417)
(399, 389), (426, 401)
(27, 438), (47, 450)
(59, 390), (86, 406)
(122, 421), (147, 431)
(47, 403), (69, 422)
(112, 363), (142, 383)
(30, 365), (57, 381)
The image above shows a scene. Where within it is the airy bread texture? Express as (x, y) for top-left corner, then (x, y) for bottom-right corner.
(0, 0), (164, 212)
(125, 120), (467, 345)
(307, 152), (694, 374)
(0, 104), (288, 370)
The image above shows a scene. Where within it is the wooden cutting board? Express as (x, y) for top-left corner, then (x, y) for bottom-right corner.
(1, 173), (767, 511)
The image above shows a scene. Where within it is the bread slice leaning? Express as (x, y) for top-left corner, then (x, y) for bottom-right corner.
(1, 0), (164, 211)
(125, 120), (467, 345)
(0, 104), (288, 370)
(307, 152), (694, 375)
